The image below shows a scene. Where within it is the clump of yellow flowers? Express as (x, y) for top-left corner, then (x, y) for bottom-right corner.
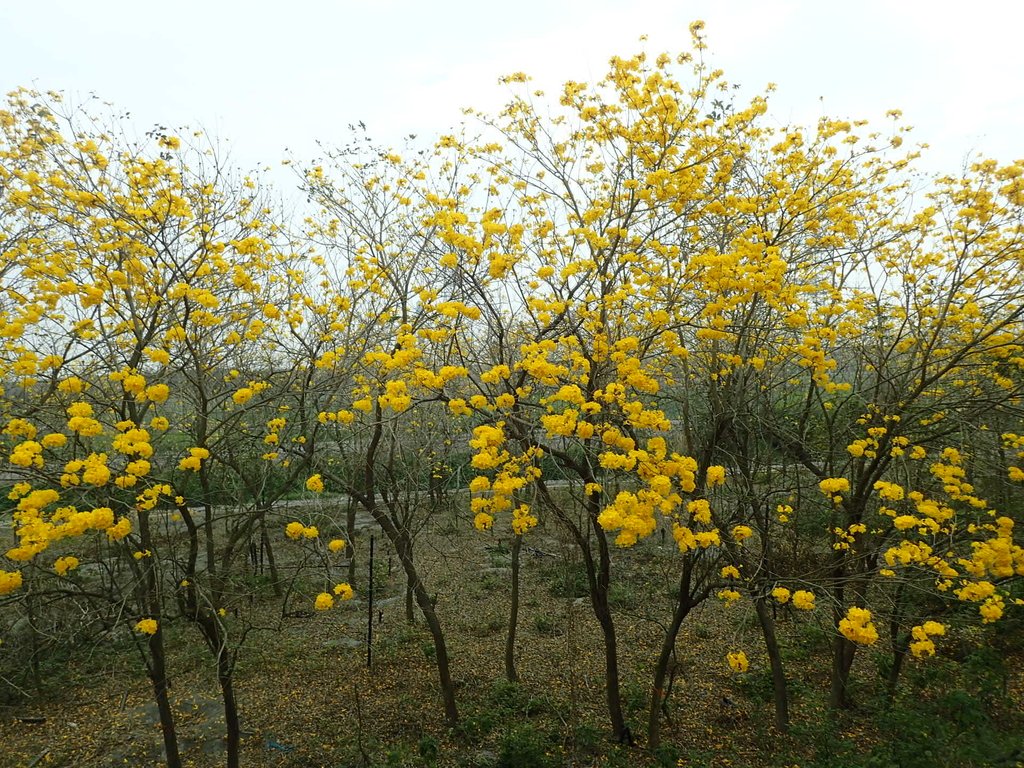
(839, 607), (878, 645)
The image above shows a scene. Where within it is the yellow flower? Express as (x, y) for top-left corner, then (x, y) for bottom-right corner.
(144, 347), (170, 365)
(232, 387), (254, 405)
(772, 587), (791, 604)
(0, 569), (24, 595)
(58, 377), (87, 394)
(910, 639), (935, 658)
(106, 517), (132, 541)
(717, 589), (741, 605)
(54, 556), (79, 576)
(727, 651), (749, 673)
(705, 465), (726, 487)
(314, 592), (334, 611)
(819, 477), (850, 495)
(144, 384), (170, 403)
(177, 447), (210, 472)
(731, 525), (753, 542)
(791, 590), (815, 610)
(495, 393), (516, 409)
(688, 499), (711, 524)
(333, 582), (354, 600)
(135, 618), (159, 635)
(839, 606), (878, 645)
(328, 538), (346, 553)
(40, 433), (67, 449)
(305, 474), (324, 493)
(285, 522), (305, 540)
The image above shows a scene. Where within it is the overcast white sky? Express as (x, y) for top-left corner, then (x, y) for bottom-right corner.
(2, 0), (1021, 178)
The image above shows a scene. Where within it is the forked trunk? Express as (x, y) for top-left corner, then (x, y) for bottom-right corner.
(648, 582), (692, 750)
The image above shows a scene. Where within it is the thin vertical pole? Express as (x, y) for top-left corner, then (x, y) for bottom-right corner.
(367, 534), (374, 670)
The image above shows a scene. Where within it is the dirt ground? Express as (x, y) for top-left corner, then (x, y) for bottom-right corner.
(1, 506), (1021, 767)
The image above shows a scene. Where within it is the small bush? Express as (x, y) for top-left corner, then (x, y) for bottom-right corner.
(497, 724), (553, 768)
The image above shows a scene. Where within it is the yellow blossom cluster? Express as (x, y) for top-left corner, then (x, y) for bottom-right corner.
(285, 521), (319, 540)
(839, 606), (879, 645)
(178, 447), (210, 472)
(726, 651), (749, 673)
(909, 621), (946, 658)
(314, 582), (355, 610)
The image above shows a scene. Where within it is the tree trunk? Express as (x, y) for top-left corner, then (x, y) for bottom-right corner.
(886, 634), (908, 706)
(592, 586), (628, 743)
(539, 477), (628, 742)
(587, 513), (629, 743)
(830, 633), (856, 708)
(346, 498), (357, 585)
(138, 509), (181, 768)
(347, 407), (457, 725)
(24, 581), (43, 693)
(396, 533), (416, 625)
(885, 585), (909, 706)
(754, 597), (790, 731)
(647, 584), (692, 750)
(648, 555), (699, 749)
(405, 576), (415, 625)
(409, 562), (459, 726)
(218, 651), (240, 768)
(149, 630), (182, 768)
(505, 535), (522, 683)
(385, 516), (458, 725)
(260, 514), (282, 598)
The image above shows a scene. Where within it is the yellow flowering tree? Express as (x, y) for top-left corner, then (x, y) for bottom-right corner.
(0, 90), (326, 768)
(725, 150), (1024, 707)
(413, 28), (810, 742)
(300, 140), (484, 726)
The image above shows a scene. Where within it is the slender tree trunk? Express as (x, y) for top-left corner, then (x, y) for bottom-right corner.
(381, 512), (458, 725)
(592, 585), (628, 743)
(138, 508), (181, 768)
(346, 498), (357, 585)
(886, 629), (909, 706)
(505, 535), (522, 683)
(24, 582), (43, 693)
(886, 645), (907, 705)
(396, 533), (415, 625)
(648, 569), (693, 750)
(407, 559), (458, 725)
(754, 597), (790, 731)
(539, 477), (628, 742)
(588, 514), (629, 743)
(885, 584), (909, 705)
(148, 630), (182, 768)
(830, 569), (867, 709)
(405, 576), (415, 625)
(260, 513), (282, 598)
(218, 650), (240, 768)
(347, 407), (457, 725)
(830, 634), (856, 708)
